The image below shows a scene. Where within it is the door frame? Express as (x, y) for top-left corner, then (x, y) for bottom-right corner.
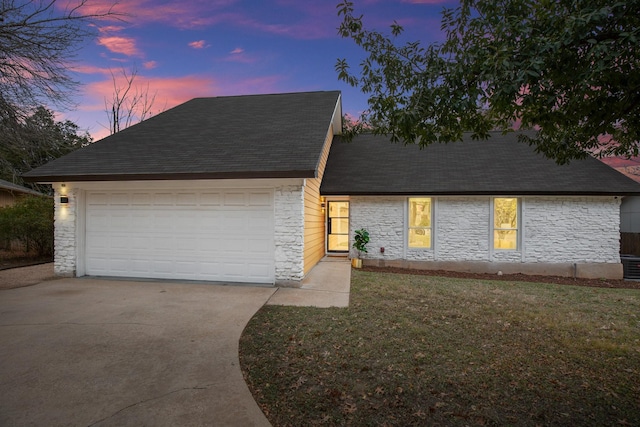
(325, 197), (350, 254)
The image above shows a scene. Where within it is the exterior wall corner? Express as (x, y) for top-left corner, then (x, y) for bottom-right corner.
(53, 186), (78, 277)
(274, 184), (305, 283)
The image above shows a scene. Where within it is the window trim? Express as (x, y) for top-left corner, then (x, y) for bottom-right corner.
(491, 197), (520, 251)
(407, 197), (433, 250)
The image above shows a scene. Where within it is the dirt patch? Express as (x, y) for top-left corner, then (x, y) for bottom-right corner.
(0, 249), (52, 270)
(360, 265), (640, 290)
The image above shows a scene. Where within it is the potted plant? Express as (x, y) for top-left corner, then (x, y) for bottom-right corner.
(352, 228), (369, 268)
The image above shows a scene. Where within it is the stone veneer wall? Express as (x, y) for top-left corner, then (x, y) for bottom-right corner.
(53, 187), (77, 277)
(274, 184), (305, 285)
(349, 196), (621, 277)
(522, 197), (620, 263)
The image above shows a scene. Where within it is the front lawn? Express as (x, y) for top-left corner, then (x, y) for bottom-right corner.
(240, 270), (640, 426)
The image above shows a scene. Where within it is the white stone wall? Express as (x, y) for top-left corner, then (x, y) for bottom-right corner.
(53, 187), (77, 276)
(349, 196), (406, 260)
(523, 197), (621, 263)
(436, 197), (490, 261)
(350, 195), (621, 265)
(274, 184), (305, 283)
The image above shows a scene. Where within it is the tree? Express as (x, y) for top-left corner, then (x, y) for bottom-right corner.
(104, 67), (159, 135)
(0, 0), (121, 118)
(0, 106), (91, 191)
(336, 0), (640, 164)
(0, 195), (54, 257)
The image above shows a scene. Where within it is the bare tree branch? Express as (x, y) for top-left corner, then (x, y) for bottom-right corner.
(0, 0), (124, 117)
(104, 66), (159, 135)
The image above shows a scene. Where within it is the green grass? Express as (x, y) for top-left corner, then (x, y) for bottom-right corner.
(239, 271), (640, 426)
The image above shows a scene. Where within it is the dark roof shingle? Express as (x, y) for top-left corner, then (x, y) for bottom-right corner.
(24, 91), (341, 182)
(320, 132), (640, 196)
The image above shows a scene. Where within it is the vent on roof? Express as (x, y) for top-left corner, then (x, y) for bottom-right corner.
(621, 255), (640, 280)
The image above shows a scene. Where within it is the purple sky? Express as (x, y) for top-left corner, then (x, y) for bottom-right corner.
(59, 0), (451, 140)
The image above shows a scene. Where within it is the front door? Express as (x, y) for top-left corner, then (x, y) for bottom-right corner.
(327, 201), (349, 252)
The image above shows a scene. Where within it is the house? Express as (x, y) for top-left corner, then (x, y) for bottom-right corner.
(0, 179), (46, 207)
(24, 91), (640, 283)
(321, 133), (640, 279)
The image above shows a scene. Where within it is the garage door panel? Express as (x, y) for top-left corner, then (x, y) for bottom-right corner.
(109, 193), (131, 205)
(154, 214), (176, 229)
(250, 238), (272, 255)
(199, 192), (221, 206)
(223, 262), (246, 278)
(248, 263), (272, 280)
(131, 259), (151, 274)
(85, 189), (275, 283)
(224, 192), (247, 206)
(249, 192), (272, 206)
(88, 193), (109, 205)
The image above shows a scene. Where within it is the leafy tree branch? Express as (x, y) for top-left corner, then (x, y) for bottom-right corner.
(336, 0), (640, 164)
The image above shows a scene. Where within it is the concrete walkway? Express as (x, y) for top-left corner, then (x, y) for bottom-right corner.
(267, 257), (351, 308)
(0, 258), (351, 426)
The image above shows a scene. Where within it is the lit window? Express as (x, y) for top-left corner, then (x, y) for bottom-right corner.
(408, 198), (432, 248)
(493, 198), (518, 250)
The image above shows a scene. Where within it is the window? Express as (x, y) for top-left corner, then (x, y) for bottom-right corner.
(408, 198), (432, 248)
(493, 198), (518, 250)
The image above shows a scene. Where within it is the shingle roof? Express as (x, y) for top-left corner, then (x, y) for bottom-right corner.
(0, 179), (45, 196)
(320, 132), (640, 196)
(24, 91), (341, 182)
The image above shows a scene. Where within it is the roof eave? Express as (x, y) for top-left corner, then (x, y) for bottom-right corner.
(320, 190), (639, 197)
(23, 170), (317, 183)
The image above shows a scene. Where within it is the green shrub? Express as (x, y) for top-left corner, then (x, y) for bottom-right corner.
(0, 196), (54, 257)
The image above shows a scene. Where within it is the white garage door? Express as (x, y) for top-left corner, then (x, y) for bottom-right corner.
(85, 189), (275, 283)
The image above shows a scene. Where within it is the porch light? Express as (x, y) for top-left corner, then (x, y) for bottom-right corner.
(60, 196), (69, 204)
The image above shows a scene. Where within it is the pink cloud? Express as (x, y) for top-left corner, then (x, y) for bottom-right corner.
(84, 75), (217, 112)
(65, 0), (362, 42)
(233, 16), (333, 39)
(80, 73), (285, 115)
(97, 36), (141, 56)
(67, 0), (239, 29)
(74, 0), (337, 39)
(222, 50), (259, 64)
(143, 61), (158, 69)
(189, 40), (207, 49)
(97, 25), (125, 33)
(70, 64), (112, 75)
(74, 72), (286, 141)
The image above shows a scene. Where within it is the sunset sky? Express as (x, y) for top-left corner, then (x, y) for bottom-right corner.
(59, 0), (451, 141)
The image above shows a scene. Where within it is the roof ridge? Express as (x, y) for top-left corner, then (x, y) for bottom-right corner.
(189, 90), (341, 102)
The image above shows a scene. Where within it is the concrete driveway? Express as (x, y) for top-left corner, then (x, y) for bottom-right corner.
(0, 277), (276, 426)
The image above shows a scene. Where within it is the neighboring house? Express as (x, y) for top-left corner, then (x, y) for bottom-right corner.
(0, 179), (46, 207)
(24, 91), (640, 283)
